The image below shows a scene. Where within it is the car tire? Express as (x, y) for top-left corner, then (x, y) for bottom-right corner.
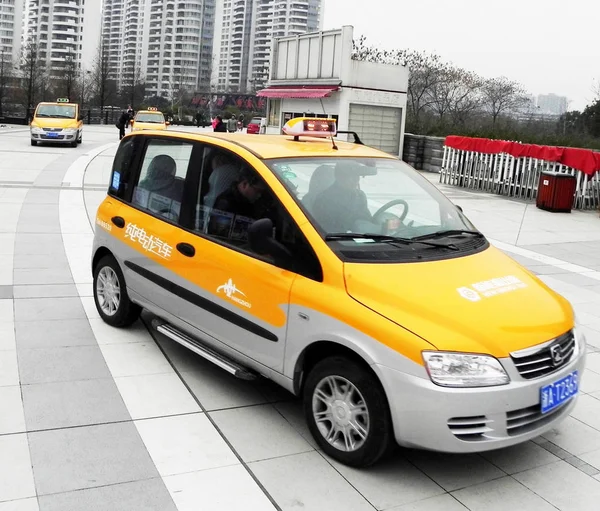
(70, 139), (77, 147)
(93, 254), (141, 328)
(303, 356), (393, 467)
(77, 132), (82, 144)
(30, 140), (37, 146)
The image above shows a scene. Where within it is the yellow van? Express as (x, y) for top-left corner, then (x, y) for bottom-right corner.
(30, 98), (83, 147)
(92, 117), (586, 467)
(131, 107), (168, 131)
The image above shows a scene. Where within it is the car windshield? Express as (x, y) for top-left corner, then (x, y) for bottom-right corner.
(36, 104), (76, 119)
(266, 157), (482, 256)
(136, 113), (164, 123)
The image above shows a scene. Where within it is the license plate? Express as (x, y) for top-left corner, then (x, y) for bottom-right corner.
(46, 132), (58, 138)
(541, 371), (578, 414)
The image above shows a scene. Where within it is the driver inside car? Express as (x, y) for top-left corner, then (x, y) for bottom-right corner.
(312, 161), (374, 233)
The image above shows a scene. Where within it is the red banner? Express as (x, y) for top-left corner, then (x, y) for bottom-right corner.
(445, 135), (600, 176)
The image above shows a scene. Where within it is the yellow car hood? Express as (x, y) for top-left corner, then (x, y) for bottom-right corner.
(33, 118), (78, 128)
(344, 245), (573, 358)
(134, 122), (166, 130)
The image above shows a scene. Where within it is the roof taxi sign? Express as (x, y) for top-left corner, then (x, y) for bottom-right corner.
(148, 107), (158, 111)
(283, 117), (337, 140)
(56, 98), (70, 103)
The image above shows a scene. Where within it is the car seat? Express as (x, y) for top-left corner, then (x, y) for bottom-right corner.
(302, 164), (335, 213)
(200, 162), (240, 231)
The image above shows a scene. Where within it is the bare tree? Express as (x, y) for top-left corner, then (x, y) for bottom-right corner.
(125, 60), (144, 110)
(20, 41), (41, 120)
(0, 51), (13, 117)
(481, 76), (528, 128)
(62, 49), (78, 100)
(92, 40), (112, 119)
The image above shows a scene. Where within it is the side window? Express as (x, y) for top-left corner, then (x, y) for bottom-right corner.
(194, 146), (322, 281)
(108, 137), (138, 200)
(131, 138), (194, 223)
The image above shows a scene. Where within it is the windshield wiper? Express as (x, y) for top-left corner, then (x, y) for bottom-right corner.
(413, 229), (484, 241)
(324, 233), (459, 250)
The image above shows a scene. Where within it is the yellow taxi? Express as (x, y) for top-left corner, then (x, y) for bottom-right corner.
(131, 107), (168, 131)
(30, 98), (83, 147)
(92, 117), (586, 467)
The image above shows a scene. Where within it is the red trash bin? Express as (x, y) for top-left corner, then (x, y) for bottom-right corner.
(536, 171), (576, 213)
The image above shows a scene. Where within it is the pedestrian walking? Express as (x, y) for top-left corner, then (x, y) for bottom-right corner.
(116, 110), (129, 140)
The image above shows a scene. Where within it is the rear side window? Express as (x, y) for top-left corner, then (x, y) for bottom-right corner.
(131, 139), (194, 223)
(109, 137), (138, 200)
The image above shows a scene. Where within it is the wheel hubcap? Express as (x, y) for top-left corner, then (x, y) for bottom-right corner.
(312, 375), (370, 452)
(96, 266), (121, 316)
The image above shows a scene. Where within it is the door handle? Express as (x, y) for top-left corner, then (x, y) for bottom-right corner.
(176, 242), (195, 257)
(111, 216), (125, 228)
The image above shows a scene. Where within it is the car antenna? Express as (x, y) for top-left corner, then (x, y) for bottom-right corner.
(320, 98), (338, 150)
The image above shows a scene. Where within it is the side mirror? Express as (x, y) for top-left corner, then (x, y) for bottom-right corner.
(456, 205), (463, 213)
(248, 218), (292, 262)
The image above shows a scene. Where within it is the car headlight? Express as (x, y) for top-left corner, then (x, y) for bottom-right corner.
(422, 351), (510, 387)
(63, 128), (76, 134)
(30, 126), (42, 134)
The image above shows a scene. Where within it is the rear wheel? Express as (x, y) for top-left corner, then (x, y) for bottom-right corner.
(93, 254), (141, 327)
(303, 356), (393, 467)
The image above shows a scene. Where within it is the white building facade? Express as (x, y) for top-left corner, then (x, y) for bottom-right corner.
(258, 26), (409, 157)
(101, 0), (215, 97)
(22, 0), (100, 76)
(212, 0), (322, 93)
(1, 0), (24, 64)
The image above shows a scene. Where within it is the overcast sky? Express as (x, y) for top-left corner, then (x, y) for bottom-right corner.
(322, 0), (598, 111)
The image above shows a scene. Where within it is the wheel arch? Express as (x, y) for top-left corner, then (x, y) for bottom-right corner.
(92, 246), (114, 273)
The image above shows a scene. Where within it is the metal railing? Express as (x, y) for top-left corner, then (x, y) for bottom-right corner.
(440, 145), (600, 210)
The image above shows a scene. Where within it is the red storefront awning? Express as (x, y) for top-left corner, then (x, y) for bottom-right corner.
(256, 85), (340, 99)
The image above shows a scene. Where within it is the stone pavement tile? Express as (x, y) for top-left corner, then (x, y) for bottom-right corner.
(14, 234), (64, 256)
(387, 494), (467, 511)
(15, 319), (96, 349)
(80, 296), (100, 319)
(405, 451), (505, 492)
(0, 322), (15, 351)
(13, 284), (78, 299)
(249, 451), (373, 511)
(543, 416), (600, 455)
(24, 188), (59, 204)
(114, 373), (200, 420)
(38, 478), (177, 511)
(578, 448), (600, 472)
(12, 253), (69, 270)
(17, 346), (111, 385)
(481, 441), (559, 474)
(529, 265), (574, 275)
(327, 455), (445, 510)
(22, 378), (130, 431)
(0, 385), (26, 435)
(99, 341), (173, 378)
(274, 400), (319, 449)
(514, 460), (600, 510)
(210, 404), (314, 463)
(452, 476), (556, 511)
(163, 465), (275, 511)
(13, 269), (74, 286)
(28, 422), (159, 496)
(0, 234), (15, 255)
(584, 353), (600, 374)
(0, 286), (12, 299)
(0, 299), (13, 322)
(0, 498), (39, 511)
(571, 394), (600, 431)
(0, 434), (36, 502)
(581, 370), (600, 394)
(88, 317), (149, 345)
(14, 297), (85, 322)
(134, 414), (238, 477)
(0, 350), (19, 386)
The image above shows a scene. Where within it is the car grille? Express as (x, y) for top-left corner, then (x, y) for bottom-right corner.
(42, 127), (62, 132)
(447, 415), (492, 441)
(510, 330), (575, 380)
(506, 401), (570, 436)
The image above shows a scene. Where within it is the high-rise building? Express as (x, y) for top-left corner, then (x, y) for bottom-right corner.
(1, 0), (24, 64)
(537, 93), (568, 116)
(22, 0), (101, 77)
(213, 0), (322, 93)
(101, 0), (216, 98)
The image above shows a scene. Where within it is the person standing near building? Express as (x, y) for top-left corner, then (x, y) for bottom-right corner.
(213, 115), (227, 132)
(117, 110), (130, 140)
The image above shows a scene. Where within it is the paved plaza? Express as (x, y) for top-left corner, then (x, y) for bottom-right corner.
(1, 124), (600, 510)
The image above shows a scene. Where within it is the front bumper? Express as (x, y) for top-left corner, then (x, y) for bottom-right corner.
(31, 131), (77, 143)
(375, 337), (586, 453)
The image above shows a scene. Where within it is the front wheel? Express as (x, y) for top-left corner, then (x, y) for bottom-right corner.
(93, 254), (141, 327)
(303, 356), (393, 467)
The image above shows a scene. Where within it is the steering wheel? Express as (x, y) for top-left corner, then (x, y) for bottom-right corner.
(372, 199), (410, 224)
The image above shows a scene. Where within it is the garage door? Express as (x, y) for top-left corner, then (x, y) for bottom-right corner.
(348, 104), (402, 155)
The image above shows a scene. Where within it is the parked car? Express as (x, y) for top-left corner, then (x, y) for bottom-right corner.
(246, 117), (261, 134)
(92, 116), (586, 468)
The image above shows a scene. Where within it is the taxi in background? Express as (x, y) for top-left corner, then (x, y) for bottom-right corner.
(30, 98), (83, 147)
(91, 116), (586, 468)
(131, 107), (169, 131)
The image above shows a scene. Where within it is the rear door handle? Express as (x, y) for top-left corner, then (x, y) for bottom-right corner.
(111, 216), (125, 228)
(176, 242), (195, 257)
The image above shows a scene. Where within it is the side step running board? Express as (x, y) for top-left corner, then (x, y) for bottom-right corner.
(153, 320), (257, 381)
